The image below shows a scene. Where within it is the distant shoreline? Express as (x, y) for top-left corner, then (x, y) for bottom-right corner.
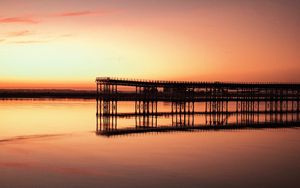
(0, 89), (96, 99)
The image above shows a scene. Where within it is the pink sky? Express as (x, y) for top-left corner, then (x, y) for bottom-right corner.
(0, 0), (299, 89)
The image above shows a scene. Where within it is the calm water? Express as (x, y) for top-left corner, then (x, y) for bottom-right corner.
(0, 99), (300, 188)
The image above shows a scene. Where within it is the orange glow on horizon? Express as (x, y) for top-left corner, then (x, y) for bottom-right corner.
(0, 80), (95, 90)
(0, 0), (300, 89)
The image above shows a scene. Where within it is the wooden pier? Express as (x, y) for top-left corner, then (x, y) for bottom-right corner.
(95, 77), (300, 136)
(96, 77), (300, 115)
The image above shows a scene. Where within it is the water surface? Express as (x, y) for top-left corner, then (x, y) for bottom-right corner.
(0, 100), (299, 188)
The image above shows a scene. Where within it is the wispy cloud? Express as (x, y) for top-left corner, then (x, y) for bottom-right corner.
(4, 33), (73, 44)
(11, 40), (48, 44)
(0, 17), (39, 24)
(56, 10), (96, 17)
(6, 30), (33, 37)
(57, 33), (73, 38)
(0, 9), (117, 25)
(0, 9), (117, 45)
(54, 10), (116, 17)
(0, 162), (33, 168)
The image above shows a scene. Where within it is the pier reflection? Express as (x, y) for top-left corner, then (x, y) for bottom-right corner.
(96, 109), (300, 136)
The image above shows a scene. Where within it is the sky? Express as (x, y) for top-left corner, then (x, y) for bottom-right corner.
(0, 0), (299, 89)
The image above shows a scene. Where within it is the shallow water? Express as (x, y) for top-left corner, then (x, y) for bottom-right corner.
(0, 99), (299, 188)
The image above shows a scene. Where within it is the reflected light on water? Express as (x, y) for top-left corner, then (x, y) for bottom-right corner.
(0, 100), (299, 188)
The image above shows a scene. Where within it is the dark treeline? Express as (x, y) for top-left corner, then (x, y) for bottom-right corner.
(0, 89), (96, 99)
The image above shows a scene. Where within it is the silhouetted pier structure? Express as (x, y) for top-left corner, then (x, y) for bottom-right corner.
(96, 77), (300, 136)
(96, 77), (300, 115)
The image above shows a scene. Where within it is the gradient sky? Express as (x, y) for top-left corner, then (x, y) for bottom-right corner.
(0, 0), (299, 89)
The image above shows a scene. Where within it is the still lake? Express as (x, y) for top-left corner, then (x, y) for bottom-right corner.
(0, 99), (299, 188)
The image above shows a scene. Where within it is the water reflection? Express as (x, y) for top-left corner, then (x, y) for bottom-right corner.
(96, 108), (300, 136)
(1, 100), (300, 188)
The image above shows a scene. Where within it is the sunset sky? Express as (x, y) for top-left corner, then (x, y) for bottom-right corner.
(0, 0), (299, 89)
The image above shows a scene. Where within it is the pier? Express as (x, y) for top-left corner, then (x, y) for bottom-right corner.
(96, 77), (300, 136)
